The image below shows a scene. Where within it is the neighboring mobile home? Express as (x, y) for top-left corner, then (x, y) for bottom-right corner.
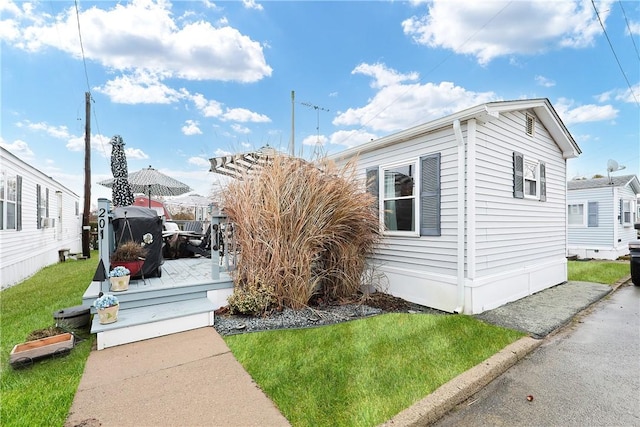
(567, 175), (640, 260)
(0, 147), (82, 289)
(332, 98), (581, 314)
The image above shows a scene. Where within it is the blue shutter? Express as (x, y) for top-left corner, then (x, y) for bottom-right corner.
(619, 198), (623, 224)
(366, 167), (379, 222)
(420, 153), (440, 236)
(36, 184), (42, 229)
(16, 176), (22, 231)
(513, 152), (524, 199)
(587, 202), (598, 227)
(539, 161), (546, 202)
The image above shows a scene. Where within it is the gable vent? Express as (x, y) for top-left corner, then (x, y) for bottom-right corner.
(525, 113), (535, 136)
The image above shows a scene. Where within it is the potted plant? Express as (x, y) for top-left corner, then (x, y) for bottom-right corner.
(110, 238), (149, 276)
(108, 265), (131, 292)
(94, 293), (120, 324)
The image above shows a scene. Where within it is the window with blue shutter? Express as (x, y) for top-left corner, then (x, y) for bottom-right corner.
(367, 153), (441, 237)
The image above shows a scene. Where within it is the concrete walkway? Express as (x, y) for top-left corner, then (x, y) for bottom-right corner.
(65, 279), (627, 427)
(65, 327), (290, 427)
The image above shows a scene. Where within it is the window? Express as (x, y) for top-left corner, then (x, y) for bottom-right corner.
(366, 153), (440, 237)
(567, 202), (598, 227)
(622, 200), (633, 226)
(568, 203), (585, 226)
(382, 161), (417, 233)
(4, 174), (17, 230)
(37, 184), (47, 229)
(525, 113), (535, 136)
(513, 152), (546, 201)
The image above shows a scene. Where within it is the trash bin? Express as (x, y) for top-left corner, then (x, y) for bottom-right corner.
(629, 241), (640, 286)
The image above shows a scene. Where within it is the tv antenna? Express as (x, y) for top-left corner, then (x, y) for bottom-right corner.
(301, 101), (329, 157)
(606, 159), (625, 184)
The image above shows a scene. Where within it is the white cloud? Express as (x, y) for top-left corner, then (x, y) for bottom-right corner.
(66, 133), (121, 158)
(535, 75), (555, 88)
(555, 98), (618, 125)
(95, 71), (183, 104)
(125, 147), (149, 160)
(242, 0), (263, 11)
(2, 0), (272, 82)
(214, 148), (233, 157)
(334, 63), (496, 132)
(16, 120), (70, 139)
(190, 93), (224, 118)
(188, 156), (210, 167)
(231, 124), (251, 134)
(221, 108), (271, 123)
(302, 134), (328, 147)
(0, 137), (34, 159)
(182, 120), (202, 136)
(402, 0), (614, 65)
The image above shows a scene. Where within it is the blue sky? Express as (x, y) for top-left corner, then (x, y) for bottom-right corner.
(1, 0), (639, 205)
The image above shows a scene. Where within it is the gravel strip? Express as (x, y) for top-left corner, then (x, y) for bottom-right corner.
(214, 304), (383, 336)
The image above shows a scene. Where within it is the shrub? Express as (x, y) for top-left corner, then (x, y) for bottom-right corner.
(222, 154), (381, 310)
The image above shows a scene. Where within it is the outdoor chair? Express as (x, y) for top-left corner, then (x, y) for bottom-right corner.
(184, 224), (212, 258)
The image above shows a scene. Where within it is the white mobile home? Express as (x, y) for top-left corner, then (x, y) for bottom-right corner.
(332, 98), (581, 314)
(567, 175), (640, 260)
(0, 147), (82, 289)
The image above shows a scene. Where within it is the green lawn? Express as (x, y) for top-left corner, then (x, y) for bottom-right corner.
(567, 259), (630, 284)
(0, 256), (630, 427)
(225, 313), (524, 427)
(0, 254), (98, 427)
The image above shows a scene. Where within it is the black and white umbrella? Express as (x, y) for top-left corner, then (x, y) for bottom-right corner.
(99, 165), (192, 207)
(108, 135), (134, 207)
(209, 145), (279, 180)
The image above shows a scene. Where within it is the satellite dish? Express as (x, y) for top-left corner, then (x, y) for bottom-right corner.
(606, 159), (626, 184)
(607, 159), (625, 172)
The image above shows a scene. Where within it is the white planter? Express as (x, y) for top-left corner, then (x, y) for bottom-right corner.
(109, 275), (130, 292)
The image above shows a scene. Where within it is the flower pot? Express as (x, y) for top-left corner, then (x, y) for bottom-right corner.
(97, 305), (119, 324)
(111, 260), (145, 277)
(109, 275), (130, 292)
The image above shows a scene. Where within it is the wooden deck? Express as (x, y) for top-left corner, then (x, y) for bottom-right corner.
(83, 257), (235, 350)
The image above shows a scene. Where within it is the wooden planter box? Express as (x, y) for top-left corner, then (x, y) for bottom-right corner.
(10, 333), (75, 368)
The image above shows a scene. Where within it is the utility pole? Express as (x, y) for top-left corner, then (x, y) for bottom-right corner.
(301, 101), (329, 157)
(82, 92), (91, 258)
(289, 90), (295, 156)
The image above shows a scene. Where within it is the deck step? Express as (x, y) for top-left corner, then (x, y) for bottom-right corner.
(91, 298), (216, 350)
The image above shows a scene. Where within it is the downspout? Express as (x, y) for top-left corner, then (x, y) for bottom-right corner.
(453, 119), (465, 313)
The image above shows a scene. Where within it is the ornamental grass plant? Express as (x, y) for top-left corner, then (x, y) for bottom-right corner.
(223, 155), (381, 313)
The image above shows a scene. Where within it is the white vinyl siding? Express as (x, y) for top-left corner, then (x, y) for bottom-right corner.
(567, 187), (614, 248)
(357, 127), (458, 277)
(0, 148), (81, 289)
(474, 110), (566, 276)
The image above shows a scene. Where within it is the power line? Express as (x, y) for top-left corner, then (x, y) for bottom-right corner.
(73, 0), (107, 159)
(591, 0), (640, 107)
(335, 1), (514, 147)
(74, 0), (91, 95)
(617, 0), (640, 61)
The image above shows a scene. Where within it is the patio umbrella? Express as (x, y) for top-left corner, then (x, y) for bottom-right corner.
(209, 145), (279, 180)
(99, 165), (192, 207)
(108, 135), (134, 207)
